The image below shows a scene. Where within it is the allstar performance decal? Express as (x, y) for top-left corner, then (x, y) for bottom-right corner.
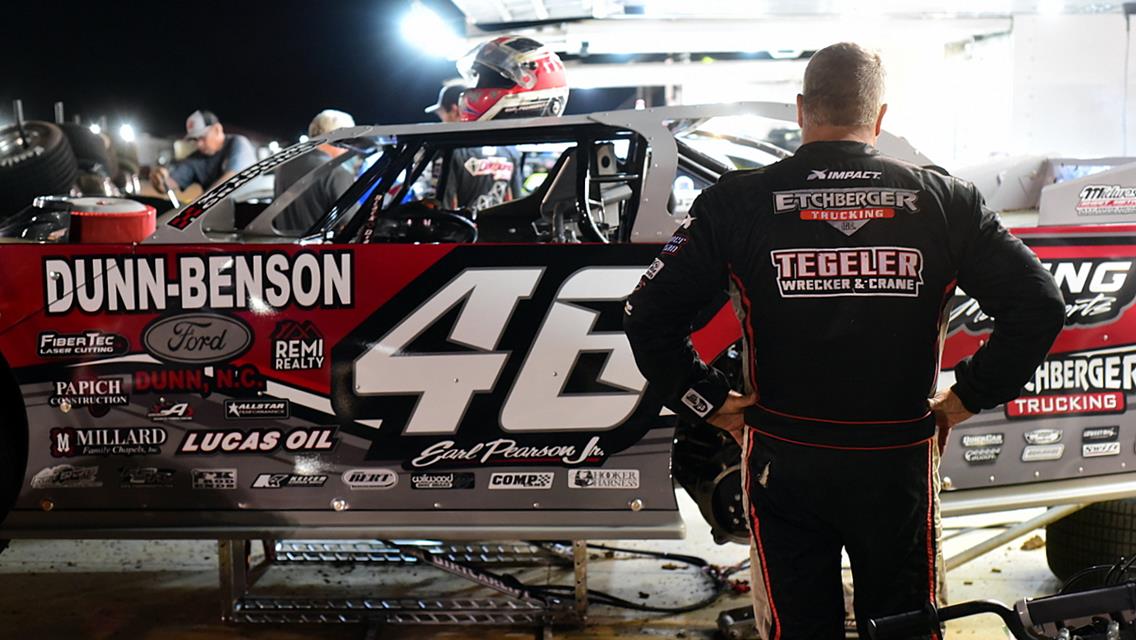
(43, 250), (352, 315)
(771, 247), (924, 298)
(773, 187), (919, 235)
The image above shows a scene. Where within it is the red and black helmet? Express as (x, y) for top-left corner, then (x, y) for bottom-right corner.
(457, 36), (569, 122)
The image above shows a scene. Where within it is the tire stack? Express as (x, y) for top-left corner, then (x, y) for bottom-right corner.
(0, 121), (79, 219)
(1046, 499), (1136, 582)
(60, 122), (115, 177)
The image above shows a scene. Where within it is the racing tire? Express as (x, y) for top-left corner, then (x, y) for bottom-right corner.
(0, 121), (79, 218)
(1045, 500), (1136, 582)
(0, 357), (28, 526)
(60, 122), (112, 175)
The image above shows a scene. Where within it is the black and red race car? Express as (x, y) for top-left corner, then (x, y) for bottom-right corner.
(0, 102), (1133, 559)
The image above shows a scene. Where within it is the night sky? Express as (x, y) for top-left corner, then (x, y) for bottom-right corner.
(2, 0), (633, 141)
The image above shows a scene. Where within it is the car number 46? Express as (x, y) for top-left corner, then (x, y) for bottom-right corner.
(353, 267), (647, 435)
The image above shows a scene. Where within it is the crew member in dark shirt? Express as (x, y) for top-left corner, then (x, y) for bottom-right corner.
(273, 109), (357, 233)
(150, 110), (256, 195)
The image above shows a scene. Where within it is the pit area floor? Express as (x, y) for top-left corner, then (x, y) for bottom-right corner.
(0, 494), (1058, 639)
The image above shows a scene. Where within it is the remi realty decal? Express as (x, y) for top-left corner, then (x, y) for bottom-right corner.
(271, 320), (324, 370)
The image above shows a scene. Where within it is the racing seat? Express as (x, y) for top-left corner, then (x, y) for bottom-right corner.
(474, 147), (575, 243)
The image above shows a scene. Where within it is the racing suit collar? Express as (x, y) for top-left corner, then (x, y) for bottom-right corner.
(794, 140), (880, 157)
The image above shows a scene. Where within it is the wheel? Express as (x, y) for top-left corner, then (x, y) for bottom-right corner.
(0, 121), (79, 218)
(60, 122), (112, 175)
(1046, 500), (1136, 582)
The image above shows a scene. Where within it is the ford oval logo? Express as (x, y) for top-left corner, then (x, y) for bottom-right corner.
(143, 313), (252, 364)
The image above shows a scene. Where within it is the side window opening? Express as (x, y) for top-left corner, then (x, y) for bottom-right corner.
(348, 127), (649, 246)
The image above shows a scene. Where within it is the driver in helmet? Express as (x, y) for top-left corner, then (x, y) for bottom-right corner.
(440, 36), (569, 213)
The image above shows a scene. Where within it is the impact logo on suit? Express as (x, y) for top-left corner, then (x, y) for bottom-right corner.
(771, 247), (924, 298)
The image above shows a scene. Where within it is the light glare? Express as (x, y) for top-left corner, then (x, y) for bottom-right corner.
(118, 123), (135, 143)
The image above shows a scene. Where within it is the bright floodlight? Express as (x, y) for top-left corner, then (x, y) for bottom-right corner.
(119, 123), (135, 143)
(268, 140), (281, 153)
(401, 2), (463, 57)
(88, 123), (102, 135)
(299, 134), (310, 143)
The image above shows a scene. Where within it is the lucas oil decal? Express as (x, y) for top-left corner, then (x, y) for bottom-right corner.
(771, 247), (923, 298)
(177, 427), (336, 454)
(43, 251), (352, 315)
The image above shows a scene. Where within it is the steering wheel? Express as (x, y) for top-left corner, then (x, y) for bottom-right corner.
(369, 200), (478, 244)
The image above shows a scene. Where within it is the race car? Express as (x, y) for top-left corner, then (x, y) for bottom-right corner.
(0, 102), (1133, 578)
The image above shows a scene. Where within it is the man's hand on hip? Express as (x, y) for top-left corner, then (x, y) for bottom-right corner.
(930, 388), (975, 452)
(707, 390), (758, 445)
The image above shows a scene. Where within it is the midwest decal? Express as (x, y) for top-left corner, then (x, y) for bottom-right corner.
(43, 250), (352, 315)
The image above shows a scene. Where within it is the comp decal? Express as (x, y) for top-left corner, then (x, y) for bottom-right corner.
(43, 250), (352, 315)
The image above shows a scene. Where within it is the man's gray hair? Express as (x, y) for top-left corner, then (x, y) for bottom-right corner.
(801, 43), (886, 128)
(308, 109), (356, 137)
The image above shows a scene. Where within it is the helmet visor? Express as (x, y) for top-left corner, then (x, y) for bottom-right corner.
(458, 39), (539, 89)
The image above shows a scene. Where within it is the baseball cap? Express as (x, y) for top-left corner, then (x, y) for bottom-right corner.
(425, 85), (465, 114)
(185, 110), (219, 139)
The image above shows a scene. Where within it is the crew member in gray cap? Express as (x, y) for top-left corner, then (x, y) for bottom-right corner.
(150, 109), (256, 194)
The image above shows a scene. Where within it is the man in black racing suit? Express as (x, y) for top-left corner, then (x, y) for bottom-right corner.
(624, 43), (1065, 639)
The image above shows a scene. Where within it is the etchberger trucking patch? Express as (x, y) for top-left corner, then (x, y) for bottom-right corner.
(773, 187), (920, 235)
